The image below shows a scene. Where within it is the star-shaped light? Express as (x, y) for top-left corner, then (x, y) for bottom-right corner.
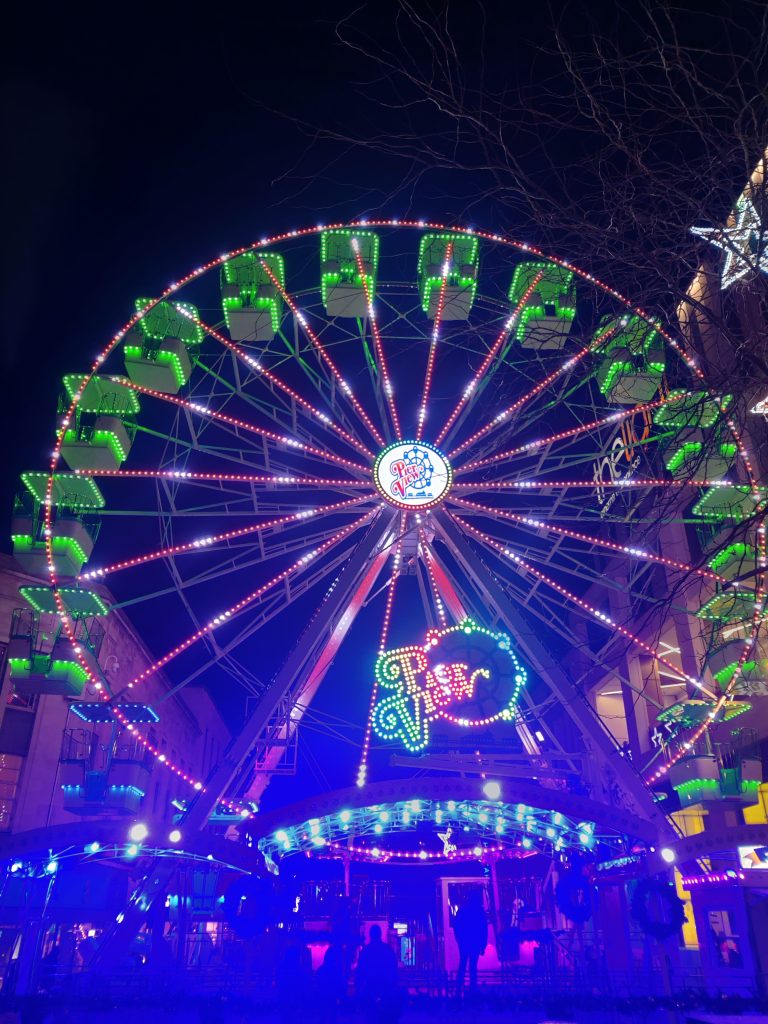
(691, 195), (768, 289)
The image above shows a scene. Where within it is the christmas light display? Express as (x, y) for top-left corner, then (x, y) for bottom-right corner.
(371, 619), (526, 752)
(692, 194), (768, 290)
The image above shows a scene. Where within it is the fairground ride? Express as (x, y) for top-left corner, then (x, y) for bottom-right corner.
(7, 220), (766, 962)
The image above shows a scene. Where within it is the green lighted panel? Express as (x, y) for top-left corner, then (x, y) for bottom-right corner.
(221, 252), (285, 333)
(8, 656), (89, 688)
(691, 485), (755, 521)
(712, 659), (757, 689)
(10, 534), (88, 567)
(673, 778), (721, 803)
(417, 233), (478, 314)
(596, 314), (665, 396)
(20, 472), (105, 510)
(665, 441), (737, 476)
(62, 375), (140, 416)
(123, 343), (188, 389)
(62, 427), (128, 465)
(19, 586), (109, 617)
(320, 229), (380, 307)
(134, 299), (203, 347)
(508, 262), (576, 341)
(597, 353), (635, 396)
(674, 777), (721, 794)
(698, 543), (759, 623)
(708, 543), (756, 577)
(653, 391), (731, 429)
(696, 591), (757, 623)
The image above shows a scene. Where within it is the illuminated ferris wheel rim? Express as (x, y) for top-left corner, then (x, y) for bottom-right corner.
(39, 217), (766, 812)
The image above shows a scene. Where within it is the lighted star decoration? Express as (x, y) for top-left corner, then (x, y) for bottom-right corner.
(691, 195), (768, 290)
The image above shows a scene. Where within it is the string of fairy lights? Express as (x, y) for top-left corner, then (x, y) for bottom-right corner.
(34, 218), (765, 823)
(416, 242), (452, 441)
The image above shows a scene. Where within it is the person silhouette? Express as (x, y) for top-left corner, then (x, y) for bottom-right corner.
(453, 889), (488, 995)
(355, 924), (400, 1023)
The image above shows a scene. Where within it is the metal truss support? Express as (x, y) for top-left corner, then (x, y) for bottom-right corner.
(433, 512), (675, 842)
(245, 541), (392, 802)
(85, 510), (395, 974)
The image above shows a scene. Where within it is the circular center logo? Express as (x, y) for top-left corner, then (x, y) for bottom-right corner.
(373, 441), (452, 510)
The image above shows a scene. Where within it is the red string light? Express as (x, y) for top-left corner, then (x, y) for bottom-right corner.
(450, 497), (727, 583)
(357, 515), (404, 787)
(259, 258), (385, 447)
(110, 376), (369, 476)
(351, 238), (402, 439)
(448, 321), (619, 458)
(127, 509), (377, 689)
(325, 839), (506, 863)
(416, 242), (453, 441)
(420, 531), (447, 627)
(451, 513), (718, 699)
(79, 497), (370, 581)
(452, 477), (732, 492)
(436, 270), (545, 447)
(72, 467), (371, 488)
(456, 391), (689, 474)
(189, 312), (375, 460)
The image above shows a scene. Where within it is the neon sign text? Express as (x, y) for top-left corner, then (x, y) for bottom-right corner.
(372, 619), (526, 752)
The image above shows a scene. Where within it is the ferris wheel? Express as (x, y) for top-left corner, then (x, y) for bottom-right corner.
(11, 220), (766, 861)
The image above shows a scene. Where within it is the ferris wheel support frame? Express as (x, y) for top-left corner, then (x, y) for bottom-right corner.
(433, 512), (676, 842)
(244, 539), (394, 803)
(71, 511), (395, 978)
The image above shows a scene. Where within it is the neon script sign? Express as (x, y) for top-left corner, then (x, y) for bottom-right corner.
(372, 619), (526, 752)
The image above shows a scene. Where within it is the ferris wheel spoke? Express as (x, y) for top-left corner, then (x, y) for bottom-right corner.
(190, 351), (365, 465)
(70, 467), (372, 491)
(419, 531), (448, 628)
(456, 512), (697, 625)
(258, 258), (386, 447)
(78, 497), (371, 582)
(351, 239), (401, 440)
(436, 269), (546, 448)
(449, 512), (718, 699)
(447, 320), (620, 459)
(416, 243), (453, 441)
(452, 476), (720, 494)
(110, 514), (370, 611)
(123, 508), (378, 689)
(454, 391), (689, 475)
(357, 512), (405, 787)
(513, 582), (668, 714)
(191, 312), (376, 460)
(153, 543), (361, 700)
(449, 497), (726, 583)
(110, 376), (370, 477)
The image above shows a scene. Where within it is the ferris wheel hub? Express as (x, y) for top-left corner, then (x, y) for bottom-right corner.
(373, 440), (453, 511)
